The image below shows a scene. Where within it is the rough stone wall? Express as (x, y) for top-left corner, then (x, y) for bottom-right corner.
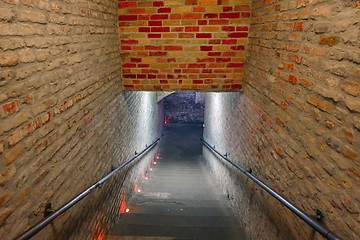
(118, 0), (250, 91)
(164, 92), (205, 123)
(203, 1), (360, 240)
(0, 1), (160, 239)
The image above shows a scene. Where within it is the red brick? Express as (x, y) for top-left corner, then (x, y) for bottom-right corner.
(132, 80), (141, 84)
(204, 13), (218, 18)
(151, 14), (168, 20)
(130, 58), (142, 63)
(189, 63), (206, 68)
(193, 80), (203, 84)
(123, 74), (136, 78)
(185, 0), (198, 5)
(236, 26), (248, 31)
(118, 2), (137, 8)
(230, 45), (245, 50)
(223, 6), (233, 12)
(123, 63), (136, 68)
(172, 27), (184, 32)
(289, 74), (298, 84)
(216, 58), (231, 62)
(0, 140), (3, 155)
(138, 15), (150, 20)
(1, 99), (20, 117)
(198, 20), (207, 25)
(200, 46), (213, 51)
(294, 21), (304, 31)
(208, 52), (221, 56)
(222, 39), (237, 44)
(121, 40), (138, 44)
(118, 15), (137, 21)
(209, 19), (228, 25)
(220, 12), (240, 18)
(151, 27), (170, 32)
(139, 27), (150, 32)
(158, 8), (171, 13)
(170, 14), (181, 19)
(138, 64), (150, 68)
(148, 34), (161, 38)
(228, 32), (248, 38)
(121, 46), (131, 50)
(231, 84), (242, 89)
(185, 26), (199, 32)
(241, 12), (251, 18)
(137, 74), (146, 79)
(193, 6), (205, 12)
(222, 26), (235, 31)
(196, 33), (212, 38)
(149, 52), (167, 56)
(153, 1), (164, 7)
(149, 21), (162, 26)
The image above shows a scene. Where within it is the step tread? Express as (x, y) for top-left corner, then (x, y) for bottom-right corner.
(113, 213), (239, 227)
(108, 224), (246, 240)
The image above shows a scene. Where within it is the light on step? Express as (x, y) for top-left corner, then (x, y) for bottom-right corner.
(125, 208), (130, 213)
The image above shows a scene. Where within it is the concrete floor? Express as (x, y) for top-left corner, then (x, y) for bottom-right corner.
(108, 124), (247, 240)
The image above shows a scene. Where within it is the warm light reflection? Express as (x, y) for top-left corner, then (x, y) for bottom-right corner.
(119, 197), (127, 214)
(93, 228), (105, 240)
(125, 208), (130, 213)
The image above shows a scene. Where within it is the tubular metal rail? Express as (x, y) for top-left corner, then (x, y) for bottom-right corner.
(201, 139), (341, 240)
(16, 138), (160, 240)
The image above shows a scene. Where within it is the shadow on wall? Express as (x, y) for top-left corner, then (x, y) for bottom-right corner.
(162, 92), (205, 124)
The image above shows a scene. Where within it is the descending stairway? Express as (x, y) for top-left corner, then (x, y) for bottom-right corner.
(107, 124), (247, 240)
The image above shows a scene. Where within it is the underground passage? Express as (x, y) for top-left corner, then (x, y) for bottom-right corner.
(0, 0), (359, 240)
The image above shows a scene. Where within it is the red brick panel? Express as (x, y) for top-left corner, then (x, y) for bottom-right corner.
(118, 0), (251, 91)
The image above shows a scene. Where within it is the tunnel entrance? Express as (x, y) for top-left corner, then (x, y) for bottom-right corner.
(161, 92), (205, 124)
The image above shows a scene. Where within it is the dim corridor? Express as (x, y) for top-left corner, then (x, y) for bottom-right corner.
(107, 123), (247, 240)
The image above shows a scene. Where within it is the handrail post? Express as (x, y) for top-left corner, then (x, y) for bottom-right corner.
(201, 138), (341, 240)
(15, 138), (160, 240)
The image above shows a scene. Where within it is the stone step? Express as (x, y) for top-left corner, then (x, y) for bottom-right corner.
(113, 213), (239, 228)
(126, 205), (234, 216)
(106, 237), (175, 240)
(108, 224), (245, 240)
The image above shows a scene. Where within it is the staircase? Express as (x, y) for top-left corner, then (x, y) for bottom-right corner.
(107, 124), (247, 240)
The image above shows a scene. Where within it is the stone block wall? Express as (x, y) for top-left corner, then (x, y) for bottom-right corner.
(118, 0), (251, 91)
(0, 1), (160, 239)
(203, 1), (359, 240)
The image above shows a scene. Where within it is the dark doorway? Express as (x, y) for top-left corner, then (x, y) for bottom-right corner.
(163, 92), (205, 124)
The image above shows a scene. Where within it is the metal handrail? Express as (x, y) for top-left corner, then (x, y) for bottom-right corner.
(201, 139), (341, 240)
(16, 138), (160, 240)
